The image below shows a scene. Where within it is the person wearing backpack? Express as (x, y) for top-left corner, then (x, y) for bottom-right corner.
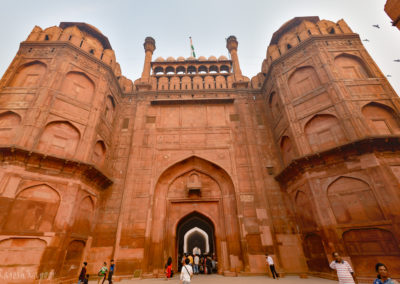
(180, 258), (193, 284)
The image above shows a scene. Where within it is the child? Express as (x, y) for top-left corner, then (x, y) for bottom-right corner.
(83, 274), (89, 284)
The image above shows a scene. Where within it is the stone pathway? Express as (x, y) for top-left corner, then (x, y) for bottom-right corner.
(90, 274), (338, 283)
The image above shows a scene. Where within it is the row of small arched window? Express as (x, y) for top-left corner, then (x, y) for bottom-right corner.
(156, 74), (232, 90)
(153, 64), (231, 75)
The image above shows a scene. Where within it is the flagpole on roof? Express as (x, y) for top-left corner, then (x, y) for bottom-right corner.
(189, 36), (196, 58)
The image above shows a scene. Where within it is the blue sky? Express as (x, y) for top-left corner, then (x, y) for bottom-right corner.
(0, 0), (399, 93)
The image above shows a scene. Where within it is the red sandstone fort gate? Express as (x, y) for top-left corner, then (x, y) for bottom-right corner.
(1, 10), (400, 283)
(143, 156), (244, 276)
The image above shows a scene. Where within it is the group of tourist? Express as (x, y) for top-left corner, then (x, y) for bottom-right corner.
(265, 251), (398, 283)
(328, 252), (398, 284)
(77, 260), (115, 284)
(165, 252), (218, 282)
(75, 252), (398, 284)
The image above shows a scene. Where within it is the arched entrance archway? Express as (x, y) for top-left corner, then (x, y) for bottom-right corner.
(143, 156), (243, 276)
(183, 227), (210, 255)
(177, 212), (215, 267)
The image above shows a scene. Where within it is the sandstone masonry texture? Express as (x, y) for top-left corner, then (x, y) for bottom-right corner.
(0, 16), (399, 284)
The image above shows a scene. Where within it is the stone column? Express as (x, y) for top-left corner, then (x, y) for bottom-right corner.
(226, 36), (243, 78)
(141, 37), (156, 82)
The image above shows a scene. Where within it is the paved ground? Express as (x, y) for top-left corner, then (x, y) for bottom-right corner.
(89, 274), (338, 283)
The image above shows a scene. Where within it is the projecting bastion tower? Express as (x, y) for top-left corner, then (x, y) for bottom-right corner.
(0, 16), (399, 283)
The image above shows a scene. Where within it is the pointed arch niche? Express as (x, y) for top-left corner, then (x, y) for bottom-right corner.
(295, 190), (317, 231)
(288, 66), (321, 99)
(92, 140), (106, 166)
(37, 121), (80, 158)
(334, 53), (372, 79)
(327, 176), (384, 224)
(0, 111), (21, 144)
(304, 114), (347, 152)
(343, 229), (400, 277)
(362, 102), (400, 135)
(60, 71), (95, 104)
(144, 156), (243, 275)
(280, 136), (295, 165)
(0, 238), (47, 277)
(3, 184), (60, 233)
(9, 61), (46, 88)
(72, 196), (95, 236)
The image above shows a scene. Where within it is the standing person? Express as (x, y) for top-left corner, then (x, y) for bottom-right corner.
(193, 254), (199, 275)
(265, 254), (279, 279)
(180, 258), (193, 284)
(329, 252), (356, 284)
(199, 256), (204, 274)
(211, 255), (217, 273)
(78, 262), (87, 284)
(181, 254), (187, 270)
(374, 263), (399, 284)
(165, 257), (173, 279)
(203, 255), (208, 274)
(97, 262), (108, 284)
(188, 254), (194, 268)
(206, 256), (212, 274)
(83, 274), (89, 284)
(107, 259), (115, 284)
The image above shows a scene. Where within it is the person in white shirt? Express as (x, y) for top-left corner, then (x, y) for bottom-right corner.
(192, 246), (201, 255)
(329, 252), (356, 284)
(265, 254), (279, 279)
(180, 258), (193, 284)
(193, 254), (200, 275)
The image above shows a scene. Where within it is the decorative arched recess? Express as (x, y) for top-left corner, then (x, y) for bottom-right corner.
(362, 102), (400, 135)
(0, 111), (21, 144)
(72, 196), (94, 235)
(9, 61), (46, 88)
(303, 234), (330, 273)
(105, 95), (116, 124)
(37, 121), (80, 158)
(334, 53), (372, 79)
(92, 140), (106, 166)
(215, 76), (227, 89)
(343, 229), (400, 277)
(288, 66), (321, 99)
(327, 176), (384, 224)
(193, 76), (203, 90)
(3, 184), (60, 232)
(304, 114), (347, 152)
(60, 240), (86, 276)
(0, 238), (47, 277)
(269, 92), (280, 120)
(158, 77), (169, 90)
(280, 136), (295, 165)
(60, 71), (95, 104)
(144, 156), (242, 275)
(295, 191), (317, 231)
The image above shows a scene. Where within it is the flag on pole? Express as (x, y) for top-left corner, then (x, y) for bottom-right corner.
(189, 36), (196, 58)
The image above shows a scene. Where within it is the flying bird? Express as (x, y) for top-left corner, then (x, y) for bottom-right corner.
(372, 24), (380, 28)
(387, 75), (392, 77)
(394, 59), (400, 62)
(363, 39), (370, 42)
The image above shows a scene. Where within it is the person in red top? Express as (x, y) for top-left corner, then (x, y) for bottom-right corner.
(165, 257), (173, 279)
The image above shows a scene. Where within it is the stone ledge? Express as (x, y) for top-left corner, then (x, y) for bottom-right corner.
(151, 98), (234, 105)
(0, 146), (113, 190)
(275, 136), (400, 184)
